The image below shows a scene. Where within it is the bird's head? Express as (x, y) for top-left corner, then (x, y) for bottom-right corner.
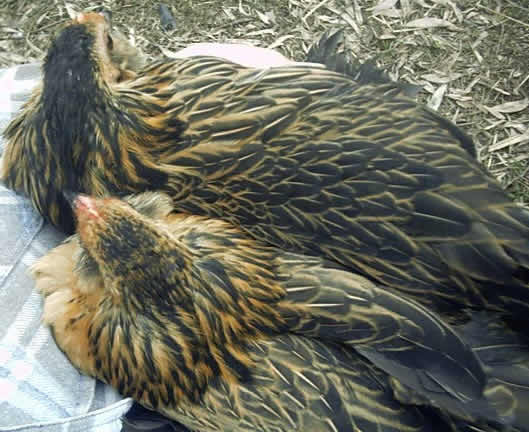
(71, 192), (186, 301)
(74, 194), (136, 254)
(74, 192), (169, 252)
(44, 11), (122, 90)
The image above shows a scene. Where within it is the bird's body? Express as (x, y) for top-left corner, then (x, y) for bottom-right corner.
(3, 13), (529, 322)
(31, 192), (529, 431)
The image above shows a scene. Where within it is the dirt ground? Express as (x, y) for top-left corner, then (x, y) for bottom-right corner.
(1, 0), (528, 203)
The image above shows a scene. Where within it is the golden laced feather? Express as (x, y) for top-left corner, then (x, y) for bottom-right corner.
(3, 14), (529, 322)
(31, 192), (529, 431)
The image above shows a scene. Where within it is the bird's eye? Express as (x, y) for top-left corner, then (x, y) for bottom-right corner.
(107, 34), (114, 50)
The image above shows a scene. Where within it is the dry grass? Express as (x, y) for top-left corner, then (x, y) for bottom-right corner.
(1, 0), (527, 203)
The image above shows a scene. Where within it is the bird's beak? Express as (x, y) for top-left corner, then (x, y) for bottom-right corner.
(75, 195), (100, 219)
(63, 190), (79, 209)
(63, 191), (100, 220)
(98, 9), (113, 28)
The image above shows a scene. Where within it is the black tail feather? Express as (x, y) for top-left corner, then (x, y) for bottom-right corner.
(389, 310), (529, 430)
(305, 28), (422, 98)
(460, 311), (529, 431)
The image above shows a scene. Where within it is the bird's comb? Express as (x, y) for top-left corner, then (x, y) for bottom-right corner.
(74, 12), (105, 26)
(74, 195), (103, 221)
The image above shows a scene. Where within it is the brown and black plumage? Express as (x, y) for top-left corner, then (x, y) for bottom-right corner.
(31, 192), (529, 431)
(3, 13), (529, 321)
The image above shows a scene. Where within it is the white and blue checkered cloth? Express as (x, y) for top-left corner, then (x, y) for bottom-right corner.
(0, 63), (134, 432)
